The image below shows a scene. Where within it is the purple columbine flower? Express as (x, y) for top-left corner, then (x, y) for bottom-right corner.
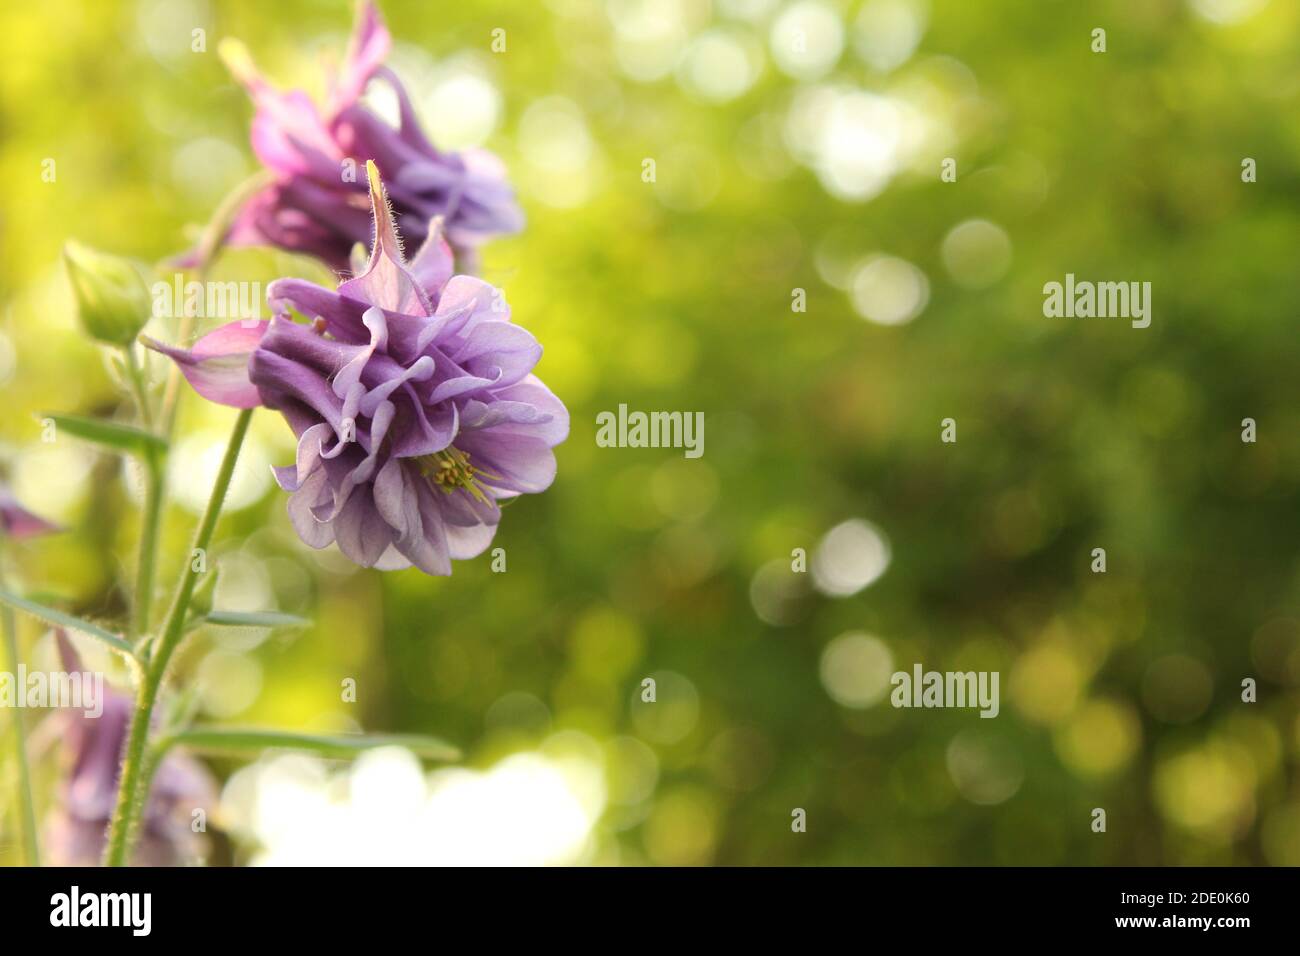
(0, 485), (60, 539)
(44, 632), (217, 867)
(149, 162), (566, 575)
(193, 0), (523, 274)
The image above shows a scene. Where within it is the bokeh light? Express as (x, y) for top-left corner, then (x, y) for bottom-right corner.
(811, 518), (891, 597)
(225, 742), (605, 865)
(850, 256), (929, 325)
(820, 632), (894, 708)
(769, 1), (844, 80)
(940, 219), (1013, 290)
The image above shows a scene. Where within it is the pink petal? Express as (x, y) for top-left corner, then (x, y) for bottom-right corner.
(0, 489), (61, 539)
(330, 0), (392, 115)
(144, 321), (269, 409)
(407, 217), (454, 300)
(338, 162), (432, 316)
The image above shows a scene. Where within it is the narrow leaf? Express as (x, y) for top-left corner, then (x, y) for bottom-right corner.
(201, 610), (310, 629)
(158, 727), (460, 762)
(0, 588), (133, 656)
(42, 413), (167, 456)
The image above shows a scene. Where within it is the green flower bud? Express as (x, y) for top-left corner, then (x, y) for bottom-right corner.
(189, 564), (219, 618)
(63, 241), (152, 347)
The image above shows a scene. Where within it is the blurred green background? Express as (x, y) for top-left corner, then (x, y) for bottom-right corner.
(3, 0), (1300, 865)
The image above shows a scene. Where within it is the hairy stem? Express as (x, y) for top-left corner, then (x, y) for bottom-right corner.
(131, 464), (163, 647)
(103, 408), (252, 867)
(122, 345), (154, 432)
(123, 345), (163, 645)
(0, 563), (40, 866)
(158, 317), (195, 442)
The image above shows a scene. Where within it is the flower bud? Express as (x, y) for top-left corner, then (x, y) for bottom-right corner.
(63, 241), (151, 347)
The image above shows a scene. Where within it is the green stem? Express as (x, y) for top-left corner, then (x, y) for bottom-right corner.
(0, 562), (40, 866)
(160, 171), (270, 437)
(102, 408), (252, 867)
(122, 344), (153, 432)
(131, 465), (163, 647)
(123, 345), (163, 645)
(154, 728), (461, 762)
(158, 316), (195, 443)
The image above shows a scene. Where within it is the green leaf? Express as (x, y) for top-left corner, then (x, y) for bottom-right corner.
(156, 727), (460, 762)
(42, 413), (166, 457)
(0, 588), (133, 656)
(200, 610), (310, 629)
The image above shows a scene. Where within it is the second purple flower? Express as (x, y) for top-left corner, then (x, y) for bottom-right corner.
(197, 0), (523, 274)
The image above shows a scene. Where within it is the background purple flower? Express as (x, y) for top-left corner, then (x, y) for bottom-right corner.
(0, 486), (60, 539)
(198, 0), (523, 274)
(44, 632), (217, 867)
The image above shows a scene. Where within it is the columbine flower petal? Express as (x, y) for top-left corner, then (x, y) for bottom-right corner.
(330, 0), (391, 113)
(144, 321), (269, 408)
(337, 161), (433, 316)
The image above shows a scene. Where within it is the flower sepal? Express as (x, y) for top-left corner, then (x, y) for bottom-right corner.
(143, 321), (270, 409)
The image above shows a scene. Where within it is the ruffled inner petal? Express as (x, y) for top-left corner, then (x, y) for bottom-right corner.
(249, 350), (359, 449)
(286, 469), (336, 549)
(456, 430), (557, 495)
(333, 486), (394, 567)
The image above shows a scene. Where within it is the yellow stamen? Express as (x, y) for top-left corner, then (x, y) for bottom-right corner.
(416, 447), (498, 503)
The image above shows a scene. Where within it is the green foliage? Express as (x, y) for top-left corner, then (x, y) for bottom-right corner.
(2, 0), (1298, 866)
(0, 588), (131, 657)
(39, 413), (166, 458)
